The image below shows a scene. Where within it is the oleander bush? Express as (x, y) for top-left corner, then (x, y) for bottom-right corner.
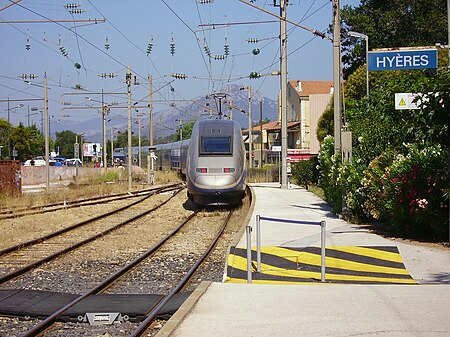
(363, 143), (448, 240)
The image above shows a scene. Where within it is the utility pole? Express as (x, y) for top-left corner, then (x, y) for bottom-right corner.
(101, 90), (107, 174)
(148, 75), (154, 185)
(44, 74), (50, 190)
(240, 87), (253, 169)
(110, 127), (115, 167)
(7, 98), (10, 159)
(247, 87), (253, 169)
(126, 66), (132, 191)
(260, 97), (263, 168)
(280, 0), (288, 189)
(137, 111), (142, 167)
(228, 97), (233, 120)
(448, 0), (450, 70)
(176, 118), (183, 140)
(333, 0), (341, 155)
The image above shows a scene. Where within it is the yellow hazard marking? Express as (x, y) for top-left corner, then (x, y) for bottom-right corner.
(399, 98), (406, 106)
(226, 246), (416, 284)
(227, 254), (415, 284)
(267, 247), (409, 275)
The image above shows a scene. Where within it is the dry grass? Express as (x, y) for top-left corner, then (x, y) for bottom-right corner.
(0, 169), (183, 210)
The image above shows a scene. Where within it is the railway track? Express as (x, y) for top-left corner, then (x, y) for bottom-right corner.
(15, 209), (234, 337)
(0, 184), (182, 220)
(0, 184), (183, 285)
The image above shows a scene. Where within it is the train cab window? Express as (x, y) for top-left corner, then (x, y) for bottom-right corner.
(200, 136), (232, 155)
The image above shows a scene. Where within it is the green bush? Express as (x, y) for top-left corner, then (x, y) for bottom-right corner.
(317, 136), (343, 213)
(292, 156), (319, 189)
(95, 170), (122, 183)
(363, 143), (448, 240)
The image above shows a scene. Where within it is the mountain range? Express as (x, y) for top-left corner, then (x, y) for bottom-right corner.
(51, 84), (279, 143)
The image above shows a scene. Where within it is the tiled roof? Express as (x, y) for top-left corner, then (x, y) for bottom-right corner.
(242, 121), (300, 133)
(289, 80), (333, 96)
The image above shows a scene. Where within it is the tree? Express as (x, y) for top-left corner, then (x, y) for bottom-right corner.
(171, 120), (196, 142)
(9, 124), (44, 161)
(54, 130), (78, 158)
(316, 98), (334, 144)
(115, 130), (143, 148)
(341, 0), (448, 78)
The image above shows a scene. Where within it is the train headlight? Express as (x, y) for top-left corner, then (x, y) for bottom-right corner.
(223, 168), (235, 173)
(196, 168), (208, 173)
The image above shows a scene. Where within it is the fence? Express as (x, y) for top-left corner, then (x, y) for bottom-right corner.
(245, 215), (326, 283)
(0, 161), (22, 195)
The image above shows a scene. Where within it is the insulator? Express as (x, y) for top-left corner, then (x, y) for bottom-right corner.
(104, 36), (110, 50)
(59, 46), (68, 57)
(146, 43), (153, 55)
(25, 30), (31, 50)
(171, 73), (186, 79)
(247, 38), (259, 43)
(64, 3), (80, 9)
(249, 72), (261, 79)
(198, 0), (214, 3)
(20, 74), (36, 79)
(224, 44), (229, 56)
(213, 55), (225, 60)
(170, 33), (175, 56)
(68, 8), (84, 14)
(204, 46), (211, 57)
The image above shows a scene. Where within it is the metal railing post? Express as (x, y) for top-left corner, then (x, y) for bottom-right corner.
(256, 215), (261, 272)
(320, 220), (326, 282)
(246, 226), (252, 284)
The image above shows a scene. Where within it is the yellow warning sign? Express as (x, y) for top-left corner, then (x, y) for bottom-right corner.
(395, 93), (421, 110)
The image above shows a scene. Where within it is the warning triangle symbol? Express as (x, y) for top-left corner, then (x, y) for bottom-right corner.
(399, 98), (406, 106)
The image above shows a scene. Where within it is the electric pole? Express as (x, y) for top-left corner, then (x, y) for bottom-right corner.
(247, 87), (253, 169)
(101, 90), (107, 174)
(333, 0), (342, 155)
(126, 66), (132, 191)
(148, 75), (155, 185)
(280, 0), (288, 189)
(44, 74), (50, 190)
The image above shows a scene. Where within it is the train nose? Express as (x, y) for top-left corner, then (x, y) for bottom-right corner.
(195, 175), (236, 189)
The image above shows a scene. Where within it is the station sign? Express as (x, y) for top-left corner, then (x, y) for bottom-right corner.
(368, 49), (437, 71)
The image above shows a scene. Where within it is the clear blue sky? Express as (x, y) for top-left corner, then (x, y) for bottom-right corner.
(0, 0), (360, 128)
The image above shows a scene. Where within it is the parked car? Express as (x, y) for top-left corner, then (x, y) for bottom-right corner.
(64, 158), (83, 167)
(23, 157), (46, 166)
(53, 157), (66, 166)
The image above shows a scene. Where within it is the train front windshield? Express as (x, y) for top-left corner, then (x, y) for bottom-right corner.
(200, 136), (232, 155)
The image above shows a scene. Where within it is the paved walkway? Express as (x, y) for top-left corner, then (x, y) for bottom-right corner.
(157, 183), (450, 337)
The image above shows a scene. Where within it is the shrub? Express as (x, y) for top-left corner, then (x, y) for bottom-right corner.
(292, 156), (319, 189)
(363, 143), (448, 240)
(318, 136), (342, 213)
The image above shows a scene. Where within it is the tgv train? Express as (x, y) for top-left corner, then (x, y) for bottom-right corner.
(121, 119), (247, 205)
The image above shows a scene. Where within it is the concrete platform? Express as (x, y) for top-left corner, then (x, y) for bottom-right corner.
(157, 183), (450, 337)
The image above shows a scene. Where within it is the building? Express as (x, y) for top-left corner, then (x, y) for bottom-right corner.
(242, 80), (333, 165)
